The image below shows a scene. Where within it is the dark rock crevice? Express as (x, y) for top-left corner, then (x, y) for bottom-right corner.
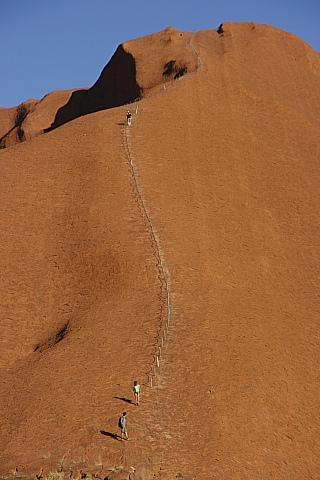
(0, 103), (31, 148)
(34, 321), (70, 353)
(163, 59), (188, 79)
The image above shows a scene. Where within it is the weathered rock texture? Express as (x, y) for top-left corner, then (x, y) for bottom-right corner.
(0, 23), (319, 479)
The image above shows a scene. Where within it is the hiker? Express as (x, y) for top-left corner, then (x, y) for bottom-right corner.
(119, 411), (129, 441)
(126, 111), (132, 126)
(133, 380), (141, 406)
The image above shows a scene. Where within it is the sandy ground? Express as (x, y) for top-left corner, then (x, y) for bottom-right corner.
(0, 23), (320, 479)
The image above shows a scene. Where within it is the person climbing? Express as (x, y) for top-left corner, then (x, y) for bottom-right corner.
(126, 110), (132, 126)
(133, 380), (141, 406)
(119, 411), (129, 441)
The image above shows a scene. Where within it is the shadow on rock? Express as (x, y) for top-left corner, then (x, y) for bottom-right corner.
(114, 396), (133, 404)
(100, 430), (120, 441)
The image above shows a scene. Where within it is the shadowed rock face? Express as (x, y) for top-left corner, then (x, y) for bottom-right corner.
(0, 27), (197, 144)
(0, 26), (196, 146)
(46, 45), (141, 131)
(46, 27), (196, 132)
(1, 44), (140, 144)
(1, 44), (141, 145)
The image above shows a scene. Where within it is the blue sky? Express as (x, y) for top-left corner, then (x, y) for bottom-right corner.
(1, 0), (319, 108)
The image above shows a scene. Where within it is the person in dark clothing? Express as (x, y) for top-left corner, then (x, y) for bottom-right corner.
(119, 411), (129, 441)
(126, 111), (132, 126)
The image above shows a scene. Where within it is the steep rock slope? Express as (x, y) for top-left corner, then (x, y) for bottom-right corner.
(0, 27), (197, 146)
(0, 23), (319, 479)
(125, 23), (320, 478)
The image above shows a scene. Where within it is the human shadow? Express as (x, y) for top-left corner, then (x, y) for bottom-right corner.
(100, 430), (120, 441)
(114, 396), (133, 404)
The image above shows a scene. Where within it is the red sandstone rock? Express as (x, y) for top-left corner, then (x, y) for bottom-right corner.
(0, 23), (319, 479)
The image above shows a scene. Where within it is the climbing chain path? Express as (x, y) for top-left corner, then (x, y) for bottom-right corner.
(122, 122), (171, 388)
(190, 31), (202, 70)
(120, 32), (202, 388)
(117, 34), (203, 476)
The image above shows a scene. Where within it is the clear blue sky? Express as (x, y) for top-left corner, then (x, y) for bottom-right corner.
(1, 0), (319, 108)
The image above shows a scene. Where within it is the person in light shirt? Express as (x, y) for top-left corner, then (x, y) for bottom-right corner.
(133, 380), (141, 406)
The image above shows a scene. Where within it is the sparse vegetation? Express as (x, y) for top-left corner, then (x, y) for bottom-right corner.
(9, 472), (28, 480)
(2, 471), (108, 480)
(46, 474), (64, 480)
